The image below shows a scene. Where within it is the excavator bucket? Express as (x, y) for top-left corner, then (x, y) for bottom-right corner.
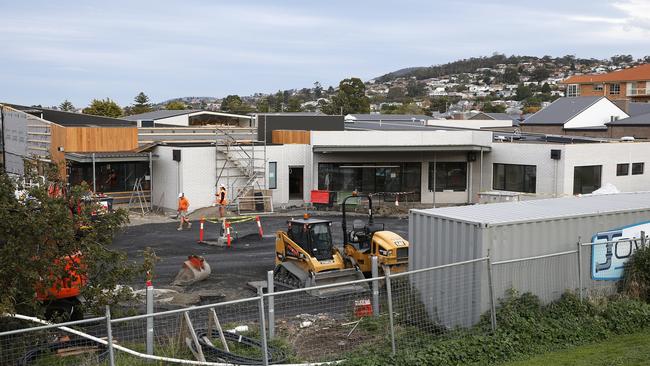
(307, 268), (369, 298)
(173, 255), (211, 286)
(275, 262), (368, 298)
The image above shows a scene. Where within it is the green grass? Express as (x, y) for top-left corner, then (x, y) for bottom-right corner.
(503, 330), (650, 366)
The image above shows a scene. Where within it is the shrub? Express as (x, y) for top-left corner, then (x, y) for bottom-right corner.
(621, 245), (650, 302)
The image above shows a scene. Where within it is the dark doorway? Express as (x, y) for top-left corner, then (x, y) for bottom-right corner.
(289, 166), (304, 200)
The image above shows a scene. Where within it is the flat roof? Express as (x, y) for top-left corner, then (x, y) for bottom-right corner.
(4, 104), (135, 127)
(65, 152), (151, 163)
(412, 192), (650, 226)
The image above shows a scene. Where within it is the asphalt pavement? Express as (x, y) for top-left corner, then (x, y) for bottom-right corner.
(112, 214), (410, 301)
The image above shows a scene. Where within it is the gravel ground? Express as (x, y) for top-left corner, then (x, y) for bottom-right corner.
(113, 212), (410, 302)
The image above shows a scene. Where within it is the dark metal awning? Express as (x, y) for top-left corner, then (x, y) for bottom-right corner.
(65, 152), (152, 163)
(312, 145), (491, 153)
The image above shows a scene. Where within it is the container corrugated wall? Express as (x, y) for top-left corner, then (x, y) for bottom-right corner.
(410, 206), (650, 328)
(409, 213), (486, 328)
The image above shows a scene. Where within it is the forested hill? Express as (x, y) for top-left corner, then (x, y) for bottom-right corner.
(375, 54), (605, 82)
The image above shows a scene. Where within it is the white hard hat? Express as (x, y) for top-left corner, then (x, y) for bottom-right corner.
(220, 184), (225, 188)
(178, 193), (183, 198)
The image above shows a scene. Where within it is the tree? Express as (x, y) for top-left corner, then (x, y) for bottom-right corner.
(482, 103), (507, 113)
(166, 101), (187, 110)
(286, 97), (303, 112)
(515, 84), (533, 101)
(541, 82), (552, 94)
(406, 80), (426, 98)
(59, 100), (75, 112)
(387, 86), (406, 101)
(82, 98), (123, 118)
(130, 92), (153, 115)
(0, 168), (154, 316)
(256, 97), (270, 113)
(530, 68), (551, 82)
(313, 81), (323, 99)
(220, 95), (253, 114)
(502, 68), (520, 84)
(321, 78), (370, 115)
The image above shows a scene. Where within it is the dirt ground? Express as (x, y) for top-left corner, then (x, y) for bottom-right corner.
(112, 212), (410, 303)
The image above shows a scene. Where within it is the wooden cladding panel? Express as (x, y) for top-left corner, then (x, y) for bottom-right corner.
(49, 124), (66, 164)
(271, 130), (310, 144)
(64, 127), (138, 152)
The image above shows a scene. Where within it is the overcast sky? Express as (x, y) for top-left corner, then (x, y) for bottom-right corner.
(1, 0), (649, 107)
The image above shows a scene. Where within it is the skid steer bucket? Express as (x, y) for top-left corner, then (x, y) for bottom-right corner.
(306, 268), (369, 298)
(172, 255), (211, 286)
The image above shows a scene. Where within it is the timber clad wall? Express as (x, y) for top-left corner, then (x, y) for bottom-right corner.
(49, 126), (138, 163)
(63, 127), (138, 152)
(271, 130), (310, 144)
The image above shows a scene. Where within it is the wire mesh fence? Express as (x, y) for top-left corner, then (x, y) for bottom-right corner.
(2, 236), (644, 365)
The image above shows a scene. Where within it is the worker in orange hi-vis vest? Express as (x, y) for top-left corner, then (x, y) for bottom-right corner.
(214, 184), (228, 218)
(177, 193), (192, 231)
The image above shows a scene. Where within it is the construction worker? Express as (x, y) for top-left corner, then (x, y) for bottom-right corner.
(215, 184), (228, 218)
(177, 193), (192, 231)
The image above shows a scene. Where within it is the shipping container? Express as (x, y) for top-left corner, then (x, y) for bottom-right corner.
(409, 192), (650, 327)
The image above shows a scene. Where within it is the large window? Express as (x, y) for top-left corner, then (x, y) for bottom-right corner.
(609, 83), (621, 95)
(616, 163), (629, 176)
(269, 162), (277, 189)
(573, 165), (602, 194)
(632, 162), (645, 175)
(68, 162), (150, 193)
(317, 162), (421, 201)
(428, 162), (467, 192)
(493, 163), (536, 193)
(567, 84), (580, 97)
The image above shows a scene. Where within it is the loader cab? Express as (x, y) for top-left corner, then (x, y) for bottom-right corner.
(342, 194), (384, 253)
(287, 218), (334, 261)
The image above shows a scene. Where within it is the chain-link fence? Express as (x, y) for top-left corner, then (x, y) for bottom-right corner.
(1, 235), (644, 365)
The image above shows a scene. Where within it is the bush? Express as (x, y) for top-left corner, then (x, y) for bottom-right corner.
(341, 292), (650, 366)
(621, 245), (650, 302)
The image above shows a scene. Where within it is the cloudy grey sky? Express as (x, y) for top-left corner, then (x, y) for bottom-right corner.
(1, 0), (649, 107)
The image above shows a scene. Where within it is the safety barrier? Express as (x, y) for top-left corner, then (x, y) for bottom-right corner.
(197, 216), (265, 247)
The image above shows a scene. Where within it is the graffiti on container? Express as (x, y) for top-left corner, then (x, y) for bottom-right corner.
(591, 221), (650, 280)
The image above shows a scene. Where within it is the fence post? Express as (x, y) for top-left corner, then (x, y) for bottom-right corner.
(486, 251), (497, 332)
(257, 287), (269, 366)
(146, 280), (154, 356)
(371, 256), (379, 317)
(383, 265), (397, 356)
(577, 237), (583, 301)
(267, 270), (275, 339)
(642, 231), (646, 248)
(105, 305), (115, 366)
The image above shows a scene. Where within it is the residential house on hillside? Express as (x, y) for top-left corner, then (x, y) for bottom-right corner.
(562, 64), (650, 102)
(520, 97), (628, 136)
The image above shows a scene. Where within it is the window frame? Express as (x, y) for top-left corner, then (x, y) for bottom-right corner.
(609, 83), (621, 95)
(616, 163), (630, 176)
(492, 163), (537, 193)
(428, 161), (468, 192)
(573, 165), (602, 195)
(593, 83), (604, 91)
(632, 162), (644, 175)
(268, 161), (277, 189)
(566, 84), (580, 97)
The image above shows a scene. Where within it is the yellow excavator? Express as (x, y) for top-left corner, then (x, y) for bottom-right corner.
(274, 193), (409, 296)
(274, 215), (368, 297)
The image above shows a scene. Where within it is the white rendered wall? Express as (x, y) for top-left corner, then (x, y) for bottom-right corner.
(265, 144), (311, 206)
(152, 146), (216, 212)
(153, 115), (190, 127)
(564, 98), (629, 129)
(426, 119), (513, 129)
